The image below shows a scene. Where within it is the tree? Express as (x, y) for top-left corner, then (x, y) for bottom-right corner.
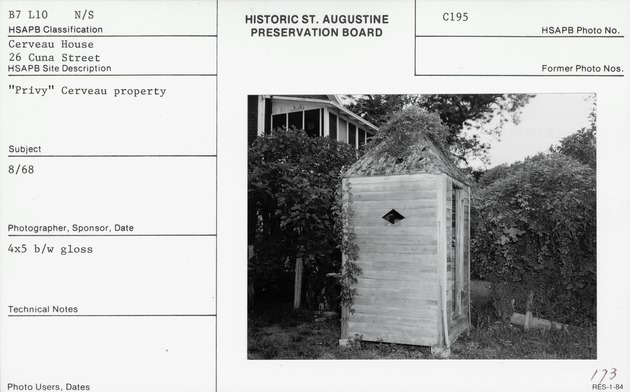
(550, 97), (596, 168)
(344, 95), (417, 126)
(419, 94), (534, 163)
(346, 94), (534, 164)
(551, 127), (596, 168)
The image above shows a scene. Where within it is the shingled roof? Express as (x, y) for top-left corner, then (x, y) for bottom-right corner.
(344, 131), (470, 185)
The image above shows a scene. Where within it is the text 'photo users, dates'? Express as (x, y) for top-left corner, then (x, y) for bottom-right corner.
(7, 382), (90, 391)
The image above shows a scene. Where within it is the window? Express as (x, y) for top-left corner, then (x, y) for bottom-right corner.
(270, 107), (366, 148)
(304, 109), (321, 137)
(329, 113), (337, 140)
(338, 119), (348, 142)
(382, 209), (405, 224)
(358, 129), (366, 146)
(272, 113), (286, 130)
(348, 123), (357, 148)
(288, 111), (303, 130)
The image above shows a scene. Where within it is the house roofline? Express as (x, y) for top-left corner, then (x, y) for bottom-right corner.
(266, 95), (379, 133)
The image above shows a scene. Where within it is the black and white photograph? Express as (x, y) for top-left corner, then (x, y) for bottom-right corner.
(247, 94), (596, 359)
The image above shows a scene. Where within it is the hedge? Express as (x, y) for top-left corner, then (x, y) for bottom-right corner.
(471, 153), (596, 323)
(248, 128), (357, 309)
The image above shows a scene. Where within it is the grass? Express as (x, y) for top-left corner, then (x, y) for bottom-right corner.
(248, 303), (596, 360)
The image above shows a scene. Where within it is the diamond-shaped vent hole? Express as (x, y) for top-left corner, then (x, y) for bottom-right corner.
(382, 209), (405, 224)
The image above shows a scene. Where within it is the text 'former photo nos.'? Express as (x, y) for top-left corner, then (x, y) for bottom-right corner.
(246, 94), (596, 360)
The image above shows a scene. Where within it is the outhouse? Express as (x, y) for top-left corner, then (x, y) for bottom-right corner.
(340, 131), (471, 355)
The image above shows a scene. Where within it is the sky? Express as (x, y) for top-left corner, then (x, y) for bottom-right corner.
(472, 93), (594, 169)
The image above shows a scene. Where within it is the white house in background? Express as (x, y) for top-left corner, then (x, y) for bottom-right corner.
(247, 95), (379, 148)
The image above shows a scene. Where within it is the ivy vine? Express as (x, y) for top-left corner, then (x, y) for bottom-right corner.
(336, 180), (362, 313)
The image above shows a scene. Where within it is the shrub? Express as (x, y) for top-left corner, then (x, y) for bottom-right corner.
(248, 128), (357, 308)
(471, 153), (596, 323)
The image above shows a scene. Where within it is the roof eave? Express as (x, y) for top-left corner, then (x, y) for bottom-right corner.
(270, 95), (379, 133)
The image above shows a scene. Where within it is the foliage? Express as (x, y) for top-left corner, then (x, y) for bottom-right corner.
(345, 94), (534, 164)
(334, 182), (362, 310)
(364, 106), (450, 157)
(551, 126), (596, 168)
(550, 96), (596, 168)
(344, 94), (419, 127)
(475, 163), (512, 187)
(248, 128), (357, 308)
(471, 153), (596, 323)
